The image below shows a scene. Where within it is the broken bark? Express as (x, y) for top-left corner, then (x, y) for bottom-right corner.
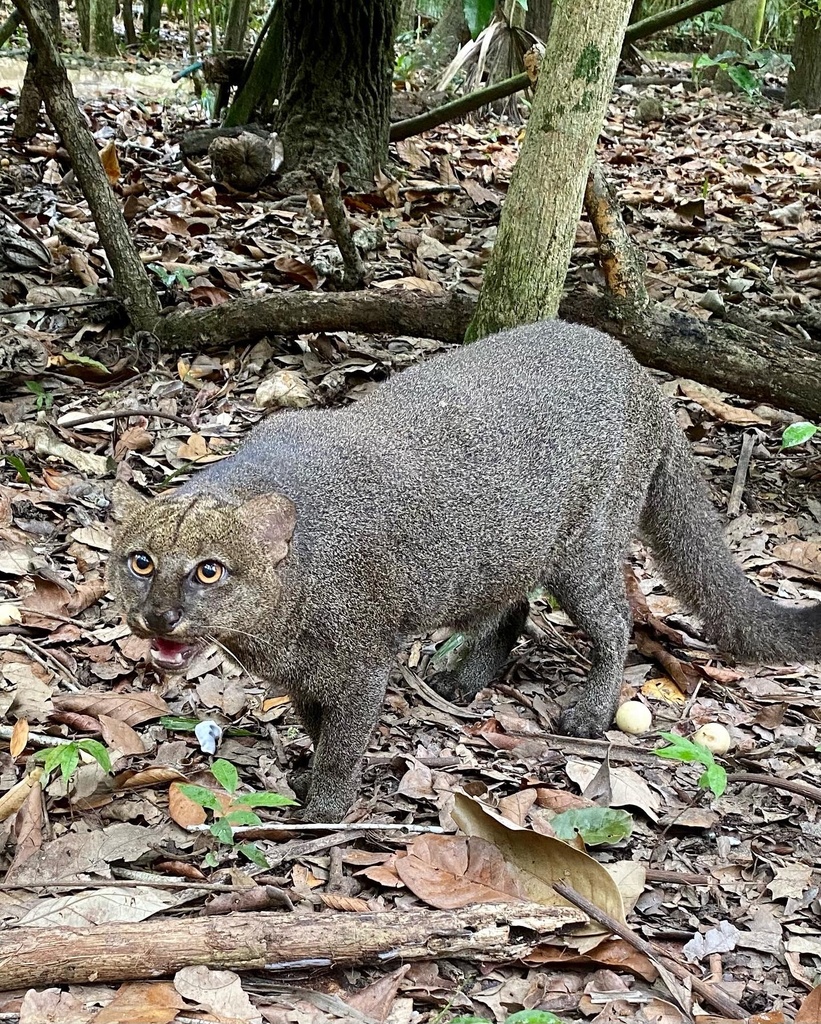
(0, 902), (582, 990)
(12, 0), (160, 331)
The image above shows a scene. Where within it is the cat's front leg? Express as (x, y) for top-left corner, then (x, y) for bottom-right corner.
(298, 660), (391, 822)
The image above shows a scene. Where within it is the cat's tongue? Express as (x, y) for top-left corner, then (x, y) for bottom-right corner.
(150, 638), (197, 672)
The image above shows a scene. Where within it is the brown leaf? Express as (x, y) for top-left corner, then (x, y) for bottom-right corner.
(99, 140), (121, 184)
(526, 937), (658, 982)
(634, 629), (701, 694)
(10, 718), (29, 757)
(53, 690), (171, 726)
(273, 254), (319, 289)
(168, 781), (208, 827)
(773, 540), (821, 579)
(5, 775), (44, 880)
(679, 381), (767, 427)
(452, 791), (626, 937)
(796, 986), (821, 1024)
(345, 965), (411, 1020)
(92, 982), (187, 1024)
(174, 965), (257, 1023)
(394, 833), (528, 910)
(114, 766), (188, 790)
(99, 714), (146, 757)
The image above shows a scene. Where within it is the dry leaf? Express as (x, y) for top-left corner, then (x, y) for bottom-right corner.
(10, 718), (29, 757)
(174, 965), (260, 1024)
(772, 540), (821, 578)
(394, 834), (529, 910)
(168, 780), (208, 827)
(99, 140), (121, 183)
(99, 714), (146, 757)
(451, 791), (626, 937)
(796, 986), (821, 1023)
(53, 690), (171, 726)
(16, 885), (187, 927)
(679, 381), (767, 426)
(0, 767), (43, 823)
(92, 982), (187, 1024)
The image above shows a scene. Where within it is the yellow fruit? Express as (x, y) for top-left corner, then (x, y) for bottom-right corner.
(691, 723), (732, 755)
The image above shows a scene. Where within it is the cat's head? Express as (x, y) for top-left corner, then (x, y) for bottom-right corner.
(106, 482), (296, 673)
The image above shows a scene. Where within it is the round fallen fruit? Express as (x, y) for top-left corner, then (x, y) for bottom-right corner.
(691, 723), (732, 755)
(615, 700), (652, 735)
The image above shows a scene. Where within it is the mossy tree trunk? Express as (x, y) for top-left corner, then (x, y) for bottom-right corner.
(275, 0), (399, 187)
(466, 0), (633, 339)
(786, 7), (821, 108)
(225, 0), (283, 126)
(414, 0), (469, 72)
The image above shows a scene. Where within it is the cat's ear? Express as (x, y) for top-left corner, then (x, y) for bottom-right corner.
(242, 494), (297, 564)
(110, 481), (148, 522)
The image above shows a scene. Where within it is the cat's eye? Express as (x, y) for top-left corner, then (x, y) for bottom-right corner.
(128, 551), (154, 577)
(195, 560), (224, 585)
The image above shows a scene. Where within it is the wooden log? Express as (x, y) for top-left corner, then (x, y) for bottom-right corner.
(154, 286), (821, 420)
(0, 902), (583, 990)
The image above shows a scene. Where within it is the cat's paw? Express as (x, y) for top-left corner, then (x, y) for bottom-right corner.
(559, 702), (612, 738)
(289, 769), (312, 803)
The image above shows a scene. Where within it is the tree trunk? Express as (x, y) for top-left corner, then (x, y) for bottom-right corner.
(141, 0), (161, 48)
(413, 0), (470, 71)
(524, 0), (552, 41)
(224, 0), (283, 126)
(466, 0), (634, 339)
(122, 0), (136, 46)
(12, 0), (160, 330)
(214, 0), (253, 114)
(11, 0), (58, 139)
(275, 0), (399, 187)
(0, 7), (23, 47)
(707, 0), (764, 90)
(90, 0), (117, 54)
(786, 9), (821, 109)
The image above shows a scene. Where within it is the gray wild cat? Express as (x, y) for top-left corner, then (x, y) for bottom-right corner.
(107, 320), (821, 821)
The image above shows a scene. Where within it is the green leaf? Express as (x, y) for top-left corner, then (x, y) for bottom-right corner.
(204, 850), (219, 867)
(160, 715), (201, 731)
(58, 744), (80, 783)
(726, 63), (759, 96)
(211, 758), (239, 794)
(177, 783), (222, 812)
(223, 809), (263, 828)
(35, 744), (76, 779)
(462, 0), (495, 38)
(25, 380), (46, 398)
(782, 422), (817, 449)
(693, 53), (721, 69)
(238, 842), (270, 868)
(4, 453), (31, 484)
(550, 807), (633, 846)
(210, 818), (235, 845)
(699, 763), (728, 798)
(78, 739), (112, 773)
(654, 732), (714, 768)
(506, 1012), (566, 1024)
(61, 351), (110, 374)
(450, 1017), (492, 1024)
(236, 791), (298, 808)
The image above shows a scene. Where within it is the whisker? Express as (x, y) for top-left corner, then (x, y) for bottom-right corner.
(205, 632), (254, 677)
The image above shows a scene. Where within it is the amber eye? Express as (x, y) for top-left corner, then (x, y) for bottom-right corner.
(128, 551), (154, 577)
(195, 560), (224, 585)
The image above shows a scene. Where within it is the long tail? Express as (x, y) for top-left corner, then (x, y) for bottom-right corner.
(640, 431), (821, 662)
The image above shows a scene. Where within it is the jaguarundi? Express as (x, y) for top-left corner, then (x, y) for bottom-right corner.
(107, 320), (821, 820)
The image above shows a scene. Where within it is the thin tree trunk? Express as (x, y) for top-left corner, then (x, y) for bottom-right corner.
(0, 7), (23, 46)
(224, 0), (283, 126)
(11, 0), (58, 138)
(707, 0), (765, 90)
(12, 0), (160, 329)
(786, 9), (821, 109)
(275, 0), (399, 187)
(88, 0), (117, 54)
(214, 0), (252, 114)
(467, 0), (634, 338)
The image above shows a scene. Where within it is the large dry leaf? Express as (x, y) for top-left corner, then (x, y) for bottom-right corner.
(796, 986), (821, 1024)
(772, 540), (821, 578)
(99, 714), (146, 757)
(565, 759), (661, 821)
(16, 885), (186, 927)
(174, 965), (261, 1024)
(5, 778), (44, 880)
(451, 791), (626, 938)
(393, 834), (528, 910)
(53, 690), (171, 726)
(19, 988), (94, 1024)
(92, 982), (187, 1024)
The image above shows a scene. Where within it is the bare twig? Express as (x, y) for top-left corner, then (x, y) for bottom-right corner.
(56, 408), (195, 430)
(727, 430), (757, 517)
(728, 771), (821, 805)
(0, 296), (119, 316)
(311, 166), (367, 290)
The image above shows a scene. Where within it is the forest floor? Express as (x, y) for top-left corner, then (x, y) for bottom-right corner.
(1, 52), (821, 1024)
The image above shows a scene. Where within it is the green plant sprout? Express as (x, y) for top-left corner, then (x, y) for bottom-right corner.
(25, 380), (53, 411)
(34, 739), (112, 789)
(3, 453), (31, 485)
(654, 732), (727, 798)
(451, 1011), (565, 1024)
(781, 422), (817, 449)
(178, 758), (296, 868)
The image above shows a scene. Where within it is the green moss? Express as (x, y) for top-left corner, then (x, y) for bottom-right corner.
(573, 43), (601, 83)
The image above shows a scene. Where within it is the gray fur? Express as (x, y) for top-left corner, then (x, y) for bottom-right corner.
(107, 320), (821, 820)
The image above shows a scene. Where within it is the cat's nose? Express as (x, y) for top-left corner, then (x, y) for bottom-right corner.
(145, 607), (182, 633)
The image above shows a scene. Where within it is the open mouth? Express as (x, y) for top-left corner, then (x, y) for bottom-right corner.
(150, 638), (200, 672)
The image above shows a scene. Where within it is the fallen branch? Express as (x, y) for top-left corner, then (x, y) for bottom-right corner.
(312, 167), (367, 289)
(0, 902), (584, 990)
(553, 881), (747, 1020)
